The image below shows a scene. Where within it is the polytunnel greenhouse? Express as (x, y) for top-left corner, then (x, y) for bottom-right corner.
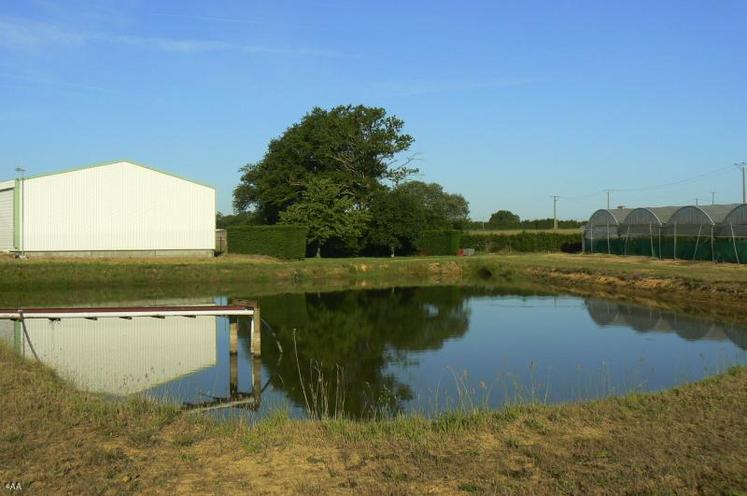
(616, 206), (680, 257)
(582, 208), (632, 253)
(583, 203), (747, 263)
(662, 204), (741, 261)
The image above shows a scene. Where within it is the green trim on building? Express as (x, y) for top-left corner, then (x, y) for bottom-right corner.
(13, 179), (20, 250)
(23, 159), (215, 190)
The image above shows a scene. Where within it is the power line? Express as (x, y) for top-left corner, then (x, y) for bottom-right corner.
(558, 163), (735, 202)
(613, 164), (733, 193)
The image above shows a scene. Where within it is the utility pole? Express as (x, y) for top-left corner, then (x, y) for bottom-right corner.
(14, 167), (25, 256)
(737, 162), (747, 204)
(711, 192), (715, 205)
(551, 195), (559, 230)
(695, 198), (701, 206)
(603, 189), (612, 209)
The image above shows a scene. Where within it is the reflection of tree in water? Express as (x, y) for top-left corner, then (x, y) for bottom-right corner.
(242, 287), (471, 418)
(584, 299), (747, 348)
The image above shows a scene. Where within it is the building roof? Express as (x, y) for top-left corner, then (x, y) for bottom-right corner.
(3, 160), (214, 190)
(0, 180), (14, 190)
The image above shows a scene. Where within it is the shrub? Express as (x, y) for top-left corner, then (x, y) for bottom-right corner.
(227, 225), (307, 259)
(420, 230), (462, 256)
(461, 232), (581, 253)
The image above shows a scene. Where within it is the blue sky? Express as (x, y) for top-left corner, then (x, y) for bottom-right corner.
(1, 1), (745, 220)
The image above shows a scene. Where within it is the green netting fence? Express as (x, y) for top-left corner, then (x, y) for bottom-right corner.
(585, 236), (747, 263)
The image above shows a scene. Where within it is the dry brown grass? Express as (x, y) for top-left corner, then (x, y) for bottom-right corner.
(1, 342), (745, 495)
(3, 253), (747, 492)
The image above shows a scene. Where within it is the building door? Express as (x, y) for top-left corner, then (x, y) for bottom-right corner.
(0, 188), (13, 251)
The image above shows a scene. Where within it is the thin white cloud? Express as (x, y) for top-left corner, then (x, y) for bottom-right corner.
(0, 17), (85, 48)
(377, 78), (539, 97)
(103, 34), (341, 57)
(0, 72), (112, 94)
(147, 11), (312, 30)
(0, 15), (341, 57)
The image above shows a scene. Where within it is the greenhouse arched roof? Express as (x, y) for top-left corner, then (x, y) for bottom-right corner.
(717, 204), (747, 237)
(587, 208), (632, 227)
(666, 204), (740, 227)
(620, 206), (680, 227)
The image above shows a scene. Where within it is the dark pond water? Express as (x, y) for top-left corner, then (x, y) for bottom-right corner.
(3, 286), (746, 419)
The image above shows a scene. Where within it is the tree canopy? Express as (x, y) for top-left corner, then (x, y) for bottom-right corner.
(233, 105), (416, 223)
(365, 181), (469, 256)
(366, 187), (426, 256)
(396, 181), (470, 230)
(232, 104), (471, 257)
(488, 209), (520, 227)
(279, 176), (369, 257)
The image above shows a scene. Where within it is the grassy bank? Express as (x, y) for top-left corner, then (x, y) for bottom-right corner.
(3, 253), (747, 318)
(3, 254), (747, 493)
(1, 343), (744, 494)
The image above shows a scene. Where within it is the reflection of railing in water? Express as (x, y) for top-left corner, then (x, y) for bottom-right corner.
(183, 317), (266, 413)
(183, 355), (266, 413)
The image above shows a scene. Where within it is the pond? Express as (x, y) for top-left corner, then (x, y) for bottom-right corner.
(3, 286), (746, 420)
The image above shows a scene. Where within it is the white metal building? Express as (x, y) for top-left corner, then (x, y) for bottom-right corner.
(0, 160), (215, 257)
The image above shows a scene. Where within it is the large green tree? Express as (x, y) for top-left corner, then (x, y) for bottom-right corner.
(279, 177), (369, 257)
(366, 187), (426, 257)
(488, 209), (520, 227)
(234, 105), (417, 223)
(364, 182), (469, 256)
(396, 181), (470, 230)
(215, 211), (262, 229)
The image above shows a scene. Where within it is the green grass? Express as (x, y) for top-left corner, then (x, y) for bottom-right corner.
(1, 340), (745, 494)
(2, 252), (747, 492)
(3, 252), (747, 292)
(3, 253), (747, 322)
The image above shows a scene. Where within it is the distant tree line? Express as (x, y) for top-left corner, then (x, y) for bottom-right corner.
(228, 105), (469, 257)
(465, 209), (583, 231)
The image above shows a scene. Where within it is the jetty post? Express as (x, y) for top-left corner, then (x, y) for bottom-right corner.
(251, 304), (261, 356)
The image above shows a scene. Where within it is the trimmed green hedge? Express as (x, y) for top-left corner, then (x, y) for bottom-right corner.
(461, 232), (582, 253)
(420, 230), (462, 256)
(227, 225), (307, 259)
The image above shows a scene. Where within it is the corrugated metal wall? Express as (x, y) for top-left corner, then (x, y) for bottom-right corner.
(22, 161), (215, 251)
(0, 187), (13, 250)
(20, 316), (218, 395)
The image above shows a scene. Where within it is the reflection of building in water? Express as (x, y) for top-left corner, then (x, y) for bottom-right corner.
(0, 319), (16, 349)
(12, 316), (218, 395)
(585, 299), (747, 350)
